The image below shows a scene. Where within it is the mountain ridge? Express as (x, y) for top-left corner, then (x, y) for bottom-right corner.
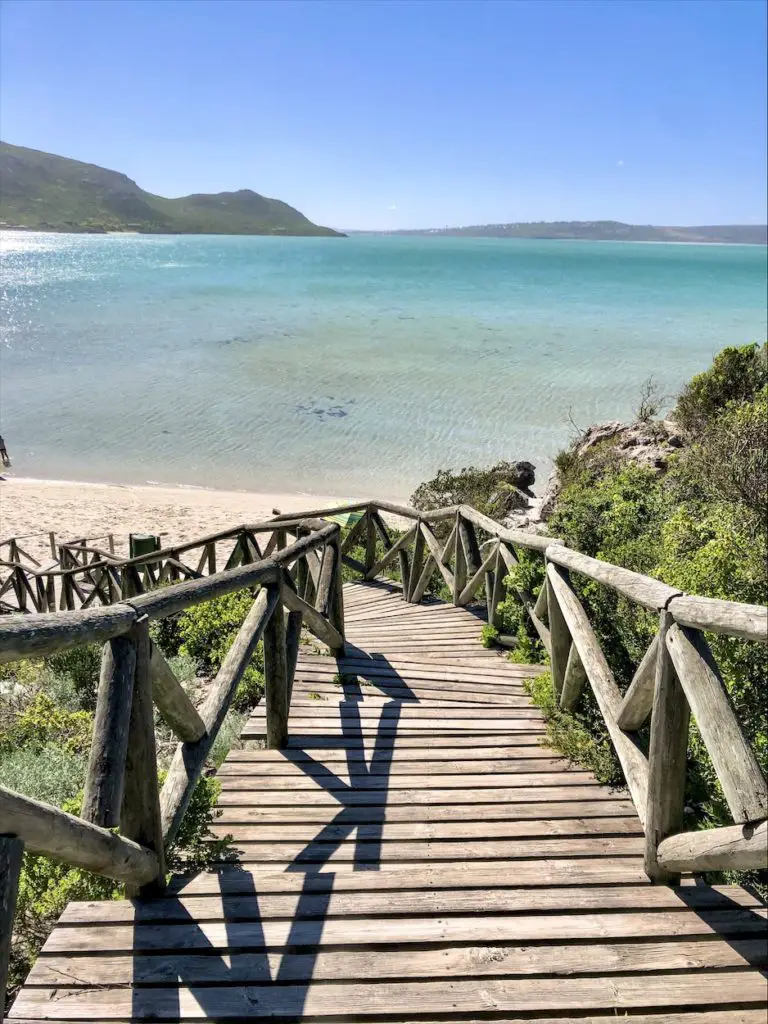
(364, 220), (767, 244)
(0, 142), (342, 236)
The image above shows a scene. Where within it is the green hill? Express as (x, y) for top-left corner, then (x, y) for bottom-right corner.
(0, 142), (342, 236)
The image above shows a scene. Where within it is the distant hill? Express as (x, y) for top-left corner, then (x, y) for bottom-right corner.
(0, 142), (342, 236)
(384, 220), (767, 244)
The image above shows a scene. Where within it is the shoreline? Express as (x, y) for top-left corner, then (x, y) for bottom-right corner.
(0, 476), (395, 562)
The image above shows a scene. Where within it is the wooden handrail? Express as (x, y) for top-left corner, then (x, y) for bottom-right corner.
(0, 495), (765, 932)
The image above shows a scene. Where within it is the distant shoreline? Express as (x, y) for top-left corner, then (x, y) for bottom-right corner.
(2, 226), (765, 245)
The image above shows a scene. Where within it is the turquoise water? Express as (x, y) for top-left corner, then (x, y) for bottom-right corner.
(1, 231), (765, 497)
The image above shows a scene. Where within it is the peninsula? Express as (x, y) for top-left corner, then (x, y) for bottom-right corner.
(0, 142), (342, 236)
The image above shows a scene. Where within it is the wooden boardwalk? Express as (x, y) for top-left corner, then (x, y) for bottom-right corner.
(10, 580), (767, 1022)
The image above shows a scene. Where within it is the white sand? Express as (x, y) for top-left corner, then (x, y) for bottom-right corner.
(0, 477), (369, 562)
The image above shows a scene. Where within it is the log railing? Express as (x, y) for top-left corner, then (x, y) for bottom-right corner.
(274, 500), (767, 883)
(0, 515), (346, 1005)
(0, 499), (766, 1008)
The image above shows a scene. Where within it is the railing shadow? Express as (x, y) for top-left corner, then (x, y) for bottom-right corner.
(132, 650), (416, 1018)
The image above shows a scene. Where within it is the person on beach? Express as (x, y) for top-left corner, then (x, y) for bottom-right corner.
(0, 435), (10, 468)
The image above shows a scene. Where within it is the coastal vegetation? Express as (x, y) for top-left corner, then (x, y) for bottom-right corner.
(0, 142), (342, 235)
(412, 343), (767, 888)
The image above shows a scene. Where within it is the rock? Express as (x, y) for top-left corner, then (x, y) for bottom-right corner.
(488, 485), (530, 520)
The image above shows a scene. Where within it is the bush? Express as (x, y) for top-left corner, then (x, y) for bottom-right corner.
(0, 743), (86, 806)
(411, 461), (533, 523)
(674, 342), (767, 436)
(178, 589), (264, 712)
(46, 644), (101, 711)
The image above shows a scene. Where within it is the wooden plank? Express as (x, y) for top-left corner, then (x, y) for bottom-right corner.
(219, 758), (597, 776)
(218, 771), (597, 791)
(82, 634), (136, 828)
(42, 906), (767, 956)
(60, 883), (761, 926)
(0, 835), (23, 1015)
(213, 818), (643, 841)
(666, 624), (767, 824)
(20, 964), (767, 1019)
(26, 938), (768, 992)
(216, 785), (630, 807)
(216, 800), (638, 823)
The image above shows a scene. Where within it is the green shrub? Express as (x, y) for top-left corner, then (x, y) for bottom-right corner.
(523, 672), (621, 785)
(0, 743), (86, 806)
(674, 342), (767, 436)
(480, 624), (499, 648)
(0, 692), (93, 756)
(178, 589), (264, 711)
(46, 644), (101, 711)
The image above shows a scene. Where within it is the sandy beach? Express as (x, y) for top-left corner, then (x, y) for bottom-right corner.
(0, 477), (371, 563)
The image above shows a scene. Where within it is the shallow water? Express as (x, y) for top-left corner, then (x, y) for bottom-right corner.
(1, 232), (765, 497)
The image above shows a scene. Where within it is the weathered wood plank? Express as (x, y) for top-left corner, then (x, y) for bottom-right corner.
(13, 967), (767, 1020)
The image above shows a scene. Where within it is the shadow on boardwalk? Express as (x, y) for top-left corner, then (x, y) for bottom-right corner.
(132, 652), (416, 1019)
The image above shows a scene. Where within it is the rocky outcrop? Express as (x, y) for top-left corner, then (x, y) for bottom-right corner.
(500, 419), (684, 531)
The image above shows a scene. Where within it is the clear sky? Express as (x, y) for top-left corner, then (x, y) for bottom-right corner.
(1, 0), (766, 231)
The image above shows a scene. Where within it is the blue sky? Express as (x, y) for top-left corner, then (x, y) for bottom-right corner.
(1, 0), (766, 230)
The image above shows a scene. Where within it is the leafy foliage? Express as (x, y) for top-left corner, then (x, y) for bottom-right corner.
(674, 342), (767, 436)
(176, 589), (265, 712)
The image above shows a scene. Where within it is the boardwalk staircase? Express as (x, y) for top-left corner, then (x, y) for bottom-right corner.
(1, 502), (766, 1022)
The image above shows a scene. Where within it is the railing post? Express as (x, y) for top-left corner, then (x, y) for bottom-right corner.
(82, 634), (136, 827)
(120, 617), (166, 896)
(645, 609), (690, 884)
(329, 531), (346, 649)
(1, 835), (24, 1017)
(546, 562), (571, 699)
(490, 547), (506, 629)
(364, 508), (377, 575)
(264, 582), (289, 748)
(407, 521), (426, 603)
(452, 513), (466, 606)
